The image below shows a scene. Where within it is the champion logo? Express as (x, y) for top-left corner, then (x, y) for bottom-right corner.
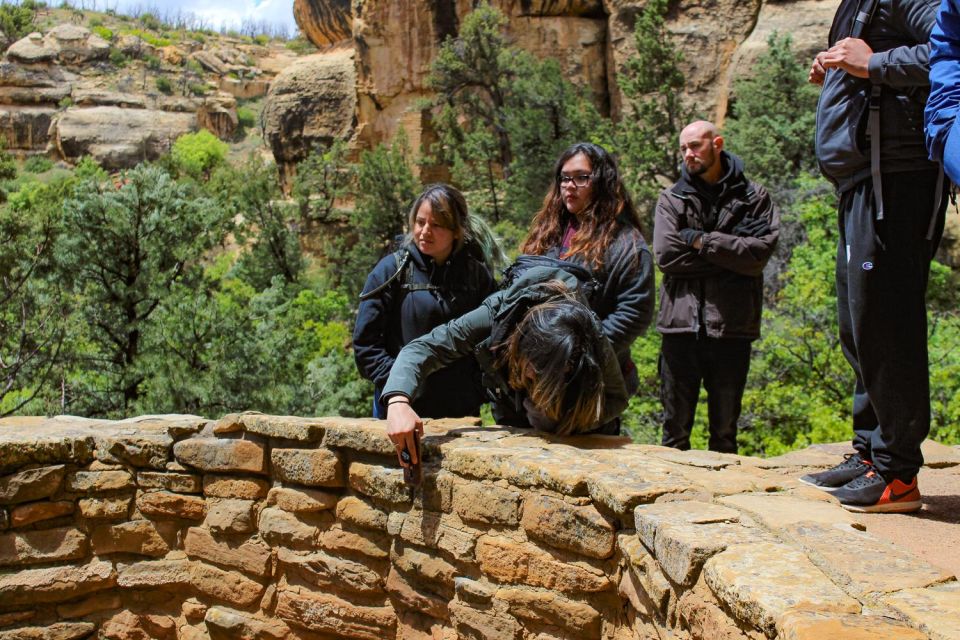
(861, 261), (874, 271)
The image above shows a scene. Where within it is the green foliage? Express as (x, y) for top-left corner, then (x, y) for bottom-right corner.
(0, 177), (68, 416)
(58, 96), (73, 109)
(724, 33), (820, 190)
(253, 34), (269, 46)
(615, 0), (693, 218)
(211, 157), (303, 289)
(123, 28), (171, 48)
(109, 47), (128, 67)
(318, 131), (420, 298)
(171, 129), (228, 179)
(53, 164), (228, 415)
(292, 140), (354, 224)
(139, 12), (161, 31)
(0, 1), (37, 51)
(92, 25), (113, 41)
(188, 82), (209, 97)
(23, 155), (53, 174)
(154, 75), (172, 94)
(186, 58), (204, 74)
(143, 54), (162, 70)
(237, 106), (257, 130)
(88, 16), (102, 28)
(426, 3), (599, 226)
(284, 36), (316, 55)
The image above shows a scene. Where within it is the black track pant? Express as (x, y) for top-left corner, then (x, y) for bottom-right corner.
(659, 334), (752, 454)
(836, 170), (946, 482)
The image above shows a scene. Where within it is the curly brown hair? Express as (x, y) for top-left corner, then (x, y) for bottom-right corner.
(519, 142), (642, 270)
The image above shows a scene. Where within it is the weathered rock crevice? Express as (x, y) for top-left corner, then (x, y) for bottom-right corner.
(0, 413), (956, 639)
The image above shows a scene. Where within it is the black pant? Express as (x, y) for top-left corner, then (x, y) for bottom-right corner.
(659, 334), (752, 453)
(836, 170), (946, 481)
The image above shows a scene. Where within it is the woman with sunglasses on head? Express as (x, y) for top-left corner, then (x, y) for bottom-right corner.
(381, 265), (629, 467)
(353, 183), (496, 420)
(519, 142), (655, 408)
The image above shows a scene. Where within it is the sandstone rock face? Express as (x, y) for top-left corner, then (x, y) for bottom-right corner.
(282, 0), (836, 170)
(0, 23), (256, 164)
(294, 0), (352, 47)
(53, 106), (197, 169)
(261, 48), (356, 176)
(0, 415), (954, 639)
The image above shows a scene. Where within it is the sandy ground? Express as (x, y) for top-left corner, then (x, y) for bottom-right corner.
(851, 465), (960, 577)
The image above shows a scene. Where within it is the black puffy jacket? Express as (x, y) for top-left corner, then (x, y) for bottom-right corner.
(352, 242), (495, 417)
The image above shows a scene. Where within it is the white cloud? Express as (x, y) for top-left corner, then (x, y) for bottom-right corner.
(89, 0), (298, 35)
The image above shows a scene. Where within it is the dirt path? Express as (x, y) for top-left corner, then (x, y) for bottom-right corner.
(851, 465), (960, 578)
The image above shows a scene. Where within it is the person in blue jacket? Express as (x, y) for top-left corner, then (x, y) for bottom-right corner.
(352, 183), (496, 419)
(926, 0), (960, 181)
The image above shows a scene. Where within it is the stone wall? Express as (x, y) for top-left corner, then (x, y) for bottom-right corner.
(0, 414), (957, 639)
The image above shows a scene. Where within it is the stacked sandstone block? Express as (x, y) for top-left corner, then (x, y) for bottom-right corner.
(0, 413), (957, 639)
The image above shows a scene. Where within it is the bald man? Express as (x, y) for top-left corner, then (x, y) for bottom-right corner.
(652, 121), (779, 453)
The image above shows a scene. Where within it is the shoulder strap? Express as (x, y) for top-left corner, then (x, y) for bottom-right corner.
(358, 249), (411, 302)
(850, 0), (884, 219)
(849, 0), (879, 39)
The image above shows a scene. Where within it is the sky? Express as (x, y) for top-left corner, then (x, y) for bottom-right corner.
(74, 0), (298, 35)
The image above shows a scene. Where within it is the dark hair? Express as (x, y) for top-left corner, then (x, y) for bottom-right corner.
(520, 142), (642, 270)
(405, 183), (473, 254)
(497, 282), (607, 435)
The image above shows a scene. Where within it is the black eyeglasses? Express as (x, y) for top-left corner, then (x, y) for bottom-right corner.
(558, 174), (592, 188)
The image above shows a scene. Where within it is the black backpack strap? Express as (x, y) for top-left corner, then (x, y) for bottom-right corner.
(358, 249), (411, 302)
(850, 0), (884, 220)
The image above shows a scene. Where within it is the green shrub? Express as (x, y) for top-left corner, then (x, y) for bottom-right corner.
(155, 76), (172, 94)
(188, 82), (208, 97)
(124, 29), (171, 48)
(253, 34), (269, 45)
(171, 129), (228, 178)
(109, 48), (127, 66)
(144, 54), (161, 70)
(92, 25), (113, 41)
(139, 12), (161, 31)
(237, 107), (257, 130)
(23, 155), (53, 174)
(88, 16), (102, 28)
(285, 37), (316, 55)
(57, 96), (72, 109)
(186, 58), (203, 74)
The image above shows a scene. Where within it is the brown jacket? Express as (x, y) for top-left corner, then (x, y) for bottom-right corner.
(652, 152), (779, 340)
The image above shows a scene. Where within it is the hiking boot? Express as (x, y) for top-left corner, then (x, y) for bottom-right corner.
(799, 453), (871, 492)
(833, 470), (922, 514)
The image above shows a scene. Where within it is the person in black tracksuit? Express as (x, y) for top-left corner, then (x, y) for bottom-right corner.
(653, 121), (779, 454)
(353, 184), (495, 419)
(801, 0), (948, 513)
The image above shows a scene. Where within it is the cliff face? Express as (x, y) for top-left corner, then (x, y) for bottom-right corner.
(284, 0), (837, 160)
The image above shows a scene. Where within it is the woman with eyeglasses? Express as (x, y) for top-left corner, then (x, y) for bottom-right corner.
(519, 142), (655, 403)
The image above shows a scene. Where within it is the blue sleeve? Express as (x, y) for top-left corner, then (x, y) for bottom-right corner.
(926, 0), (960, 167)
(352, 254), (400, 388)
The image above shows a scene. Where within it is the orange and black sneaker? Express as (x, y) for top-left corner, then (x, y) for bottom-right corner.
(799, 453), (872, 492)
(833, 469), (922, 514)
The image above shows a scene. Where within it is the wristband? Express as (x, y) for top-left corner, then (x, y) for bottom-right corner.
(387, 398), (410, 406)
